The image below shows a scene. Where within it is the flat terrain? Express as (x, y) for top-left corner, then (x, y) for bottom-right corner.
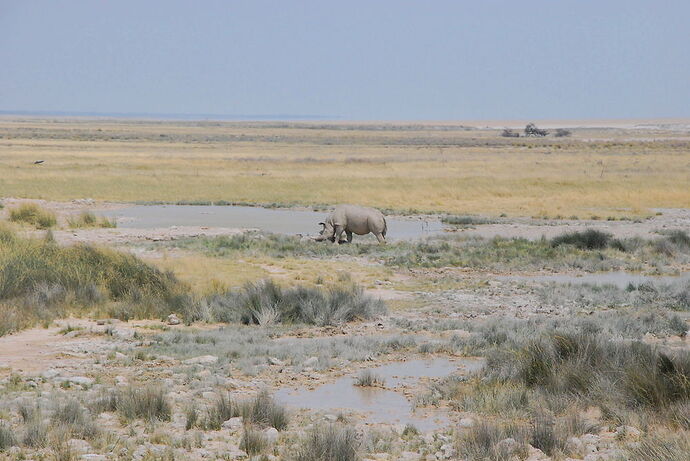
(0, 118), (689, 461)
(1, 118), (689, 217)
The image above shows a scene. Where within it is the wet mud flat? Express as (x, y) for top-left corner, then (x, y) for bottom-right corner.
(276, 358), (484, 431)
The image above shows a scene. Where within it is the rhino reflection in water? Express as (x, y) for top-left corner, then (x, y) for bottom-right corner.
(313, 204), (387, 244)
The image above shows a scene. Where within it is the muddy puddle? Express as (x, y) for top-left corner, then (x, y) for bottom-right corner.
(101, 205), (445, 240)
(501, 271), (690, 289)
(275, 358), (484, 431)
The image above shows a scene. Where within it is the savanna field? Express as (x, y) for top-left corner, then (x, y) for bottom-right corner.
(0, 118), (689, 460)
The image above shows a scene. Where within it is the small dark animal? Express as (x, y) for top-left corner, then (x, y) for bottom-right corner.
(33, 160), (44, 164)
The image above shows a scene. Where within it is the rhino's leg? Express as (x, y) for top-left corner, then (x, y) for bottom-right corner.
(333, 225), (345, 245)
(374, 232), (386, 244)
(346, 230), (353, 243)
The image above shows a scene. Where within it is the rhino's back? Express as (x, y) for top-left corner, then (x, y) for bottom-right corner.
(335, 204), (385, 235)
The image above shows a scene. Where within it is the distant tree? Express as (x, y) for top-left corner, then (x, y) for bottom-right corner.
(554, 128), (572, 137)
(524, 123), (548, 137)
(501, 128), (519, 138)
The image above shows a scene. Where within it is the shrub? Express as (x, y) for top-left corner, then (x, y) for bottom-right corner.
(551, 229), (611, 250)
(456, 420), (529, 460)
(0, 423), (16, 451)
(202, 390), (288, 431)
(354, 370), (385, 387)
(51, 400), (99, 439)
(294, 424), (359, 461)
(442, 215), (493, 226)
(9, 203), (56, 229)
(240, 390), (289, 430)
(67, 211), (117, 229)
(0, 230), (191, 333)
(95, 386), (171, 422)
(487, 332), (690, 414)
(524, 123), (548, 137)
(206, 280), (385, 326)
(240, 426), (268, 455)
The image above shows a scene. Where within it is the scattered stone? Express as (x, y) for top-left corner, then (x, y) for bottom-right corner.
(268, 357), (285, 366)
(614, 425), (641, 440)
(458, 417), (475, 428)
(222, 417), (243, 430)
(96, 319), (106, 326)
(263, 427), (279, 443)
(166, 314), (181, 325)
(183, 355), (218, 365)
(323, 414), (338, 422)
(303, 357), (319, 367)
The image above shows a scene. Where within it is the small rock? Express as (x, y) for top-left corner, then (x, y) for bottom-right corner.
(323, 414), (338, 422)
(614, 425), (641, 440)
(96, 319), (106, 326)
(222, 417), (243, 430)
(263, 427), (279, 443)
(268, 357), (284, 366)
(166, 314), (181, 325)
(67, 376), (94, 387)
(458, 417), (475, 428)
(183, 355), (218, 365)
(303, 357), (319, 367)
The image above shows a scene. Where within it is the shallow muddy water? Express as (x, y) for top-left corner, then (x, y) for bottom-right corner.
(102, 205), (445, 240)
(275, 357), (484, 431)
(502, 271), (690, 289)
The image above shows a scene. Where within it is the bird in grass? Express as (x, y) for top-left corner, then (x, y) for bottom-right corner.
(33, 160), (44, 164)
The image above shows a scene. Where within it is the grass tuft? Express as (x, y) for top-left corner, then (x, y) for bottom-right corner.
(206, 279), (385, 326)
(551, 229), (611, 250)
(67, 211), (117, 229)
(295, 423), (359, 461)
(9, 203), (56, 229)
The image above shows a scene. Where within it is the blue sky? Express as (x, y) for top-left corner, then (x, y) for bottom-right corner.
(1, 1), (688, 120)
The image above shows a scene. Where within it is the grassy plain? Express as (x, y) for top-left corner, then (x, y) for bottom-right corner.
(1, 118), (689, 217)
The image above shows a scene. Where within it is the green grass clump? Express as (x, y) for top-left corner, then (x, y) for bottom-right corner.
(484, 332), (690, 420)
(67, 211), (117, 229)
(354, 370), (385, 387)
(551, 229), (611, 250)
(0, 228), (191, 335)
(0, 423), (17, 451)
(442, 215), (494, 226)
(240, 426), (268, 455)
(9, 203), (56, 229)
(200, 390), (288, 431)
(294, 423), (359, 461)
(51, 400), (99, 439)
(206, 279), (385, 326)
(94, 386), (171, 422)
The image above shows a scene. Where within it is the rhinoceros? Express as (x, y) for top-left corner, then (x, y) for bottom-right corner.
(314, 204), (387, 244)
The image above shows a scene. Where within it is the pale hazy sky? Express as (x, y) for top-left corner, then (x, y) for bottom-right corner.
(1, 0), (688, 120)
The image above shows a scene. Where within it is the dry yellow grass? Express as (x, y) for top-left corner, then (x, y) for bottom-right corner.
(1, 118), (688, 217)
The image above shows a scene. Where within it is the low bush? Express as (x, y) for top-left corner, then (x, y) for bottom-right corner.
(294, 423), (359, 461)
(0, 229), (191, 334)
(551, 229), (611, 250)
(94, 386), (171, 422)
(442, 215), (494, 226)
(205, 279), (385, 326)
(240, 426), (268, 455)
(51, 400), (99, 439)
(354, 370), (385, 387)
(67, 211), (116, 229)
(9, 203), (56, 229)
(0, 423), (16, 451)
(486, 332), (690, 417)
(200, 390), (288, 431)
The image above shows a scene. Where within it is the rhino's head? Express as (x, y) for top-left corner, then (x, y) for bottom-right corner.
(313, 221), (335, 242)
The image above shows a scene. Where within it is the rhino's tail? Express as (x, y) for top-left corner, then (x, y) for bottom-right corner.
(382, 217), (387, 237)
